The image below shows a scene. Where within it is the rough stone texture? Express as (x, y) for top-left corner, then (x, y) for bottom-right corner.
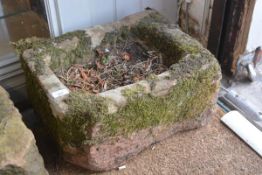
(63, 105), (216, 171)
(16, 10), (221, 171)
(0, 86), (48, 175)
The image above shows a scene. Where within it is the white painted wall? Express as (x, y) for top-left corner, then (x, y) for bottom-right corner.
(246, 0), (262, 52)
(45, 0), (177, 37)
(179, 0), (213, 46)
(142, 0), (177, 22)
(0, 2), (12, 57)
(186, 0), (206, 31)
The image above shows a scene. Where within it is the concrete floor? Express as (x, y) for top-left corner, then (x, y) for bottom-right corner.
(224, 63), (262, 115)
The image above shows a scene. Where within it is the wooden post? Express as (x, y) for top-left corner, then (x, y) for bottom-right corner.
(209, 0), (256, 74)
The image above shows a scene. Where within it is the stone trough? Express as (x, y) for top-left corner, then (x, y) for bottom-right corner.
(15, 10), (221, 171)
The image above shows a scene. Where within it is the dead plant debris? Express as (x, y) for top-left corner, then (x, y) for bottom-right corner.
(56, 40), (167, 93)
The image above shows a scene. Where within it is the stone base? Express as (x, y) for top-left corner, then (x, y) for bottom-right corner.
(64, 105), (215, 171)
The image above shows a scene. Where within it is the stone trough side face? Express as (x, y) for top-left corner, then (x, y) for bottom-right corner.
(16, 10), (221, 171)
(0, 86), (48, 175)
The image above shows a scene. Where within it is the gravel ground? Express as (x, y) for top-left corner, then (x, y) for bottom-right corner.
(46, 107), (262, 175)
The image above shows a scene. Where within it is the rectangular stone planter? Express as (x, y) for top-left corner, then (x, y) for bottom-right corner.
(16, 10), (221, 171)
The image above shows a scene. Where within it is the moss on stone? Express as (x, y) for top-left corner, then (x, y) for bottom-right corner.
(131, 15), (203, 67)
(14, 31), (93, 74)
(20, 57), (62, 147)
(102, 64), (219, 135)
(121, 84), (145, 97)
(0, 165), (27, 175)
(16, 10), (221, 149)
(20, 56), (95, 147)
(100, 26), (132, 47)
(58, 60), (219, 146)
(12, 37), (50, 56)
(34, 57), (47, 75)
(146, 74), (160, 81)
(0, 88), (13, 120)
(59, 92), (109, 146)
(131, 23), (181, 66)
(51, 31), (93, 70)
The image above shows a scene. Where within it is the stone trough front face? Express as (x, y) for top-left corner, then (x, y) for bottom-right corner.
(17, 10), (221, 171)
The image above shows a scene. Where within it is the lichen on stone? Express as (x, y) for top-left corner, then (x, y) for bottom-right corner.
(100, 26), (131, 47)
(0, 86), (48, 175)
(121, 84), (145, 97)
(130, 16), (203, 67)
(13, 30), (93, 74)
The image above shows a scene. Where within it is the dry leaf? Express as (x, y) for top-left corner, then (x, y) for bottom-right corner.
(96, 61), (105, 70)
(80, 68), (88, 80)
(122, 52), (131, 61)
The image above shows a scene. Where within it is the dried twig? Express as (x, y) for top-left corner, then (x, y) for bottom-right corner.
(57, 39), (168, 93)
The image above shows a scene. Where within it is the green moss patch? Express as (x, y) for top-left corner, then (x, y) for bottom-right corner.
(102, 64), (219, 136)
(59, 92), (109, 146)
(131, 16), (202, 66)
(59, 61), (219, 147)
(13, 31), (92, 74)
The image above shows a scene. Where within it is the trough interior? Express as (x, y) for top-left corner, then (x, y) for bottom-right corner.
(50, 27), (185, 71)
(45, 24), (187, 92)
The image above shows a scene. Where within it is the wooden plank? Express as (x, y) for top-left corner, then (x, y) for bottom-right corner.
(0, 0), (31, 17)
(3, 10), (49, 41)
(217, 0), (256, 74)
(231, 0), (256, 72)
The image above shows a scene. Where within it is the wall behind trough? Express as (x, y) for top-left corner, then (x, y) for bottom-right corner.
(179, 0), (213, 47)
(246, 0), (262, 52)
(46, 0), (178, 37)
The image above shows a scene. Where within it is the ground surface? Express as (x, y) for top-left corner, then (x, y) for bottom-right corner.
(43, 107), (262, 175)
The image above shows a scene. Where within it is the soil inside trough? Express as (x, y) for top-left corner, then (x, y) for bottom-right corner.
(56, 37), (168, 93)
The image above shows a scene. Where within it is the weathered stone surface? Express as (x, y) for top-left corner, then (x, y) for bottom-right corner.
(15, 9), (221, 171)
(0, 86), (48, 175)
